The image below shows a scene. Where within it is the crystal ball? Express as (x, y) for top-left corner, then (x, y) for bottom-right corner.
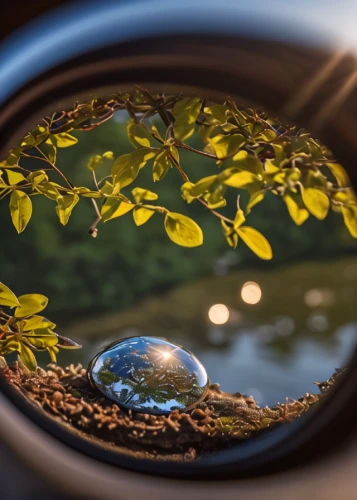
(88, 336), (209, 415)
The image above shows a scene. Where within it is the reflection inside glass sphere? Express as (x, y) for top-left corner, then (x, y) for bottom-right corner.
(88, 337), (209, 415)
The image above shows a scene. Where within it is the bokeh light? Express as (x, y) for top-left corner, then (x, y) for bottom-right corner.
(208, 304), (230, 325)
(241, 282), (262, 305)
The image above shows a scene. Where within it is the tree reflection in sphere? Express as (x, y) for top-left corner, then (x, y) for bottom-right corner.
(88, 337), (209, 415)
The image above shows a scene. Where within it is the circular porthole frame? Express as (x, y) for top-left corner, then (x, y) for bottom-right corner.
(1, 1), (357, 496)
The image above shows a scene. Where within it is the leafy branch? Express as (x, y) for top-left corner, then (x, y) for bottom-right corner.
(0, 282), (80, 371)
(1, 89), (354, 261)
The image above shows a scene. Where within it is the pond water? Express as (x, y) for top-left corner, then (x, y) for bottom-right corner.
(56, 255), (357, 408)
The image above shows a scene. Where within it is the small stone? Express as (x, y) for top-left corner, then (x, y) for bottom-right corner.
(191, 409), (206, 420)
(52, 391), (63, 404)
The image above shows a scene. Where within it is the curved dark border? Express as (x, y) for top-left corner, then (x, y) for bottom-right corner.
(0, 1), (357, 482)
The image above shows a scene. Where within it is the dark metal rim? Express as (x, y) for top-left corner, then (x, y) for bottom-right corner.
(0, 29), (357, 482)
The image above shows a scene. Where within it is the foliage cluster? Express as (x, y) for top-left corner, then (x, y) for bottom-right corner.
(0, 87), (356, 368)
(0, 282), (80, 370)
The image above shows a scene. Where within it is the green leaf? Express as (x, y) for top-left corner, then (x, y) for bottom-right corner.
(236, 226), (273, 260)
(284, 192), (309, 226)
(0, 282), (20, 308)
(301, 187), (329, 220)
(6, 170), (26, 185)
(208, 134), (245, 159)
(15, 294), (49, 317)
(18, 342), (37, 371)
(131, 187), (158, 203)
(172, 97), (202, 141)
(56, 194), (79, 225)
(112, 148), (157, 188)
(9, 190), (32, 233)
(164, 212), (203, 247)
(153, 150), (170, 182)
(133, 207), (156, 226)
(127, 122), (153, 148)
(341, 205), (357, 238)
(52, 133), (78, 148)
(101, 199), (134, 222)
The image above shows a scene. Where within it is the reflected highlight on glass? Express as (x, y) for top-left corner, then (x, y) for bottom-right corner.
(88, 337), (209, 415)
(241, 282), (262, 305)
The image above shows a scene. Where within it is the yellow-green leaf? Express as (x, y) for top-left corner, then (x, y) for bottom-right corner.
(101, 199), (134, 222)
(47, 345), (59, 362)
(133, 207), (156, 226)
(87, 154), (102, 171)
(71, 187), (102, 198)
(56, 194), (79, 225)
(208, 134), (245, 159)
(132, 187), (158, 203)
(36, 181), (61, 200)
(6, 169), (26, 185)
(164, 212), (203, 247)
(231, 151), (264, 175)
(172, 97), (202, 141)
(284, 192), (309, 226)
(301, 187), (329, 220)
(52, 133), (78, 148)
(0, 282), (20, 308)
(102, 151), (114, 160)
(233, 209), (245, 229)
(127, 123), (153, 148)
(153, 150), (170, 182)
(39, 141), (57, 164)
(112, 148), (157, 188)
(190, 175), (217, 198)
(237, 226), (273, 260)
(221, 168), (257, 188)
(9, 190), (32, 233)
(18, 342), (37, 371)
(246, 190), (265, 214)
(326, 162), (350, 187)
(0, 149), (21, 169)
(203, 104), (228, 125)
(341, 205), (357, 238)
(22, 315), (56, 332)
(15, 294), (49, 317)
(221, 220), (238, 249)
(28, 170), (48, 188)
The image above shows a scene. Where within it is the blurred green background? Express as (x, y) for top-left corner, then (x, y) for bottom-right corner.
(1, 110), (357, 406)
